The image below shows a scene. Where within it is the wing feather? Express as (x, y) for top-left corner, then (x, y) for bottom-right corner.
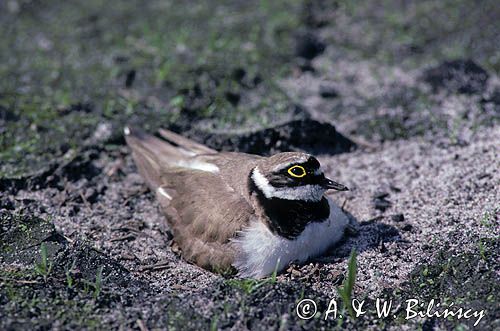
(124, 126), (255, 272)
(160, 168), (255, 271)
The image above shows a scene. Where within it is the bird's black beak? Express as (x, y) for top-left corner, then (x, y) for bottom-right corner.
(321, 177), (349, 191)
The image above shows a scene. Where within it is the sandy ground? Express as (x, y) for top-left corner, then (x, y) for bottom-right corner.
(2, 123), (498, 330)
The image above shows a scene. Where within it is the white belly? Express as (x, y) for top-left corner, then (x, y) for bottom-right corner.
(233, 198), (348, 278)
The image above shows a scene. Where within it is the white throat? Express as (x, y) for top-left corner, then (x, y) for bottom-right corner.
(251, 167), (325, 202)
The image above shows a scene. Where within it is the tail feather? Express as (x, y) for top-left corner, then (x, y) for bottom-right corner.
(124, 126), (185, 191)
(158, 128), (216, 154)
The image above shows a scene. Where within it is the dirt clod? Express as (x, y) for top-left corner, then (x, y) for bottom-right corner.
(422, 59), (489, 94)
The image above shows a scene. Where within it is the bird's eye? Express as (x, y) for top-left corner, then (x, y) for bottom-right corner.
(287, 165), (307, 178)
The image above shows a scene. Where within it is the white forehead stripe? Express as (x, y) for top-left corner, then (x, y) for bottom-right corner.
(251, 167), (324, 202)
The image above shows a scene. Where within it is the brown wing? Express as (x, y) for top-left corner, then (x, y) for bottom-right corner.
(159, 168), (255, 272)
(124, 126), (198, 192)
(125, 126), (256, 272)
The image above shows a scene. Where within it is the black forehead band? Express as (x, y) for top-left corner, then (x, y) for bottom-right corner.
(302, 157), (321, 170)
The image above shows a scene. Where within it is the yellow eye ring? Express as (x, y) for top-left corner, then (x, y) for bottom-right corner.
(287, 165), (307, 178)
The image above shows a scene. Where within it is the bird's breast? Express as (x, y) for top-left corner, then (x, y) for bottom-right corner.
(232, 198), (349, 278)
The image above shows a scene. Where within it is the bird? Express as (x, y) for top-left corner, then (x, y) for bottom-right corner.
(124, 127), (350, 278)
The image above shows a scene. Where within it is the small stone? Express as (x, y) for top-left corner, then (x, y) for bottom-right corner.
(125, 69), (136, 88)
(225, 91), (240, 106)
(295, 31), (325, 60)
(295, 58), (315, 72)
(0, 198), (15, 210)
(422, 59), (489, 94)
(232, 68), (246, 82)
(391, 214), (405, 222)
(252, 74), (262, 86)
(390, 185), (401, 193)
(481, 89), (500, 107)
(374, 199), (391, 211)
(68, 205), (80, 217)
(69, 102), (93, 113)
(319, 84), (339, 98)
(84, 188), (99, 204)
(489, 89), (500, 105)
(114, 55), (129, 63)
(401, 224), (413, 232)
(374, 191), (390, 199)
(95, 122), (112, 140)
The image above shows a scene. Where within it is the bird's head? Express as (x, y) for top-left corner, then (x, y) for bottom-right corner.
(251, 152), (348, 202)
